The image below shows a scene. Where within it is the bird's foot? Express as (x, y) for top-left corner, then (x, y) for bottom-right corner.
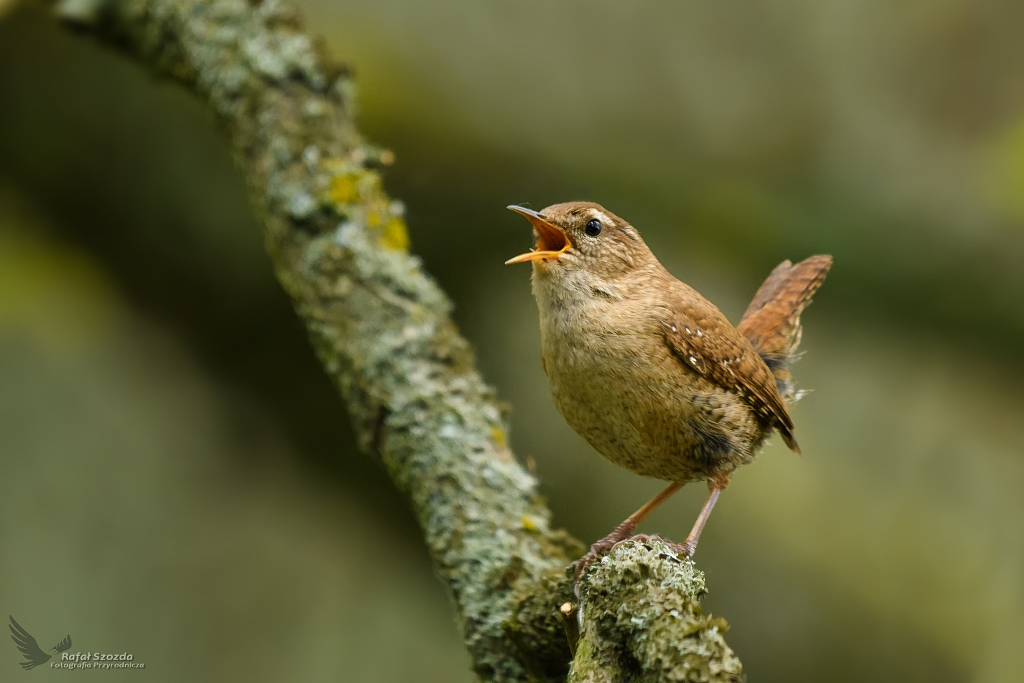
(573, 540), (614, 581)
(574, 519), (638, 580)
(629, 534), (697, 559)
(574, 531), (700, 581)
(669, 538), (697, 558)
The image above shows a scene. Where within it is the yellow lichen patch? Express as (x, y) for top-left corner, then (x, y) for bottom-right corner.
(490, 426), (507, 449)
(324, 164), (407, 250)
(328, 169), (382, 207)
(328, 173), (360, 205)
(520, 515), (538, 531)
(379, 217), (410, 252)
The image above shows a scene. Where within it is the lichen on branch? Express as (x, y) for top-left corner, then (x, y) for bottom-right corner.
(50, 0), (745, 679)
(571, 540), (743, 683)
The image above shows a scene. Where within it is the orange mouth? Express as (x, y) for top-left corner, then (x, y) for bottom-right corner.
(505, 205), (571, 264)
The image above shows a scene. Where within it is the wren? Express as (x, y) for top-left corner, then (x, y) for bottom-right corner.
(506, 202), (831, 576)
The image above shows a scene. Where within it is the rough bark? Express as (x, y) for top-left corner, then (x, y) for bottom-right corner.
(570, 541), (742, 683)
(48, 0), (745, 679)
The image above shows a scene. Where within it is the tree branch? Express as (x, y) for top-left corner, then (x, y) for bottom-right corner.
(570, 541), (742, 682)
(50, 0), (744, 679)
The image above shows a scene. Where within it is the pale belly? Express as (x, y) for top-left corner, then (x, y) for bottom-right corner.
(540, 321), (762, 483)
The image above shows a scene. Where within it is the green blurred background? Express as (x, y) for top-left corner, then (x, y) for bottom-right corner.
(2, 1), (1023, 681)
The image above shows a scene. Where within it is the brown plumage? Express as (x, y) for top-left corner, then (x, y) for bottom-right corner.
(506, 201), (831, 574)
(738, 255), (833, 410)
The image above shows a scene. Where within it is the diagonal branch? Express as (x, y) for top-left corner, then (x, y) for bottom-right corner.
(50, 0), (744, 679)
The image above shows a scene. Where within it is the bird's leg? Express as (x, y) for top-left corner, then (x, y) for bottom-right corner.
(575, 481), (683, 579)
(674, 473), (730, 558)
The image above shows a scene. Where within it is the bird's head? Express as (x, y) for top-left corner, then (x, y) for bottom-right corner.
(505, 202), (655, 288)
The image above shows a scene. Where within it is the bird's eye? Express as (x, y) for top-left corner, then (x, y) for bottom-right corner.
(585, 219), (602, 237)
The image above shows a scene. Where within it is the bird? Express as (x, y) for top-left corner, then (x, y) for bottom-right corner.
(9, 616), (72, 670)
(505, 202), (831, 577)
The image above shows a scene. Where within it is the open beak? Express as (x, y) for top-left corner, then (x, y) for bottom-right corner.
(505, 205), (571, 265)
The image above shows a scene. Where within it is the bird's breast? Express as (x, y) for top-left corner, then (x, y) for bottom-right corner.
(539, 298), (685, 477)
(535, 289), (761, 482)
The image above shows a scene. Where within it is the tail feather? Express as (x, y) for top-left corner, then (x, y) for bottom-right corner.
(738, 255), (832, 406)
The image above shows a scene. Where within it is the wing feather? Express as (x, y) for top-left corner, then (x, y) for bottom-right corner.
(656, 286), (798, 452)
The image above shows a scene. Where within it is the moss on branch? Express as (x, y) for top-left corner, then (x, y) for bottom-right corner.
(571, 540), (743, 683)
(50, 0), (745, 679)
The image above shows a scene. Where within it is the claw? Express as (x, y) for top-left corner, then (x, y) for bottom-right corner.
(575, 534), (696, 582)
(574, 537), (619, 580)
(574, 522), (637, 579)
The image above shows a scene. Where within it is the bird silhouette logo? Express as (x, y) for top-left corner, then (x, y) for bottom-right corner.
(9, 617), (72, 670)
